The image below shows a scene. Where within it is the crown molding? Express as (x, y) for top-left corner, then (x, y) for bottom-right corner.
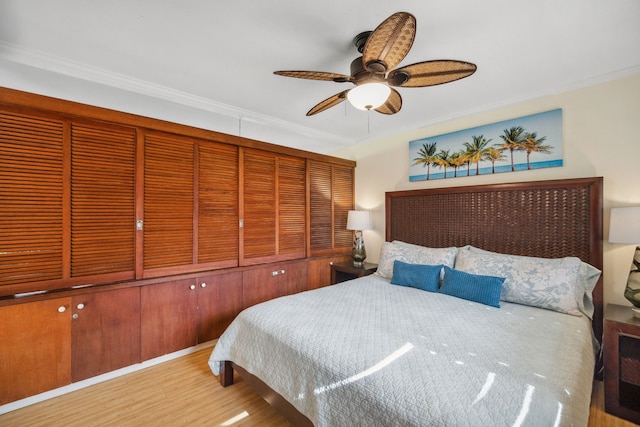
(0, 41), (353, 146)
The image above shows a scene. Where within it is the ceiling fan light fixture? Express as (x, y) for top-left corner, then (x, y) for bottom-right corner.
(347, 83), (391, 110)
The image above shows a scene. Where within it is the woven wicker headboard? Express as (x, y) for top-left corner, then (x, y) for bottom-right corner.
(385, 177), (603, 343)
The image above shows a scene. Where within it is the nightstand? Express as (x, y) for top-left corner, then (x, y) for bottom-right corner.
(330, 261), (377, 284)
(604, 303), (640, 424)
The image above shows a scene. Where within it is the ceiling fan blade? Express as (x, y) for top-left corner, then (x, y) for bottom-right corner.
(362, 12), (416, 74)
(307, 90), (349, 116)
(375, 88), (402, 115)
(387, 60), (477, 87)
(274, 70), (353, 83)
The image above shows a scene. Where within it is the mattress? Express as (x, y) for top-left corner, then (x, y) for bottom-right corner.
(209, 274), (596, 426)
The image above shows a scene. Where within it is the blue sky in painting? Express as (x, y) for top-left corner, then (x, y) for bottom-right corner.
(409, 109), (563, 180)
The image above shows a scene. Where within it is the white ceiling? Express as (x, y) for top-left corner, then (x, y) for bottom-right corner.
(1, 0), (640, 154)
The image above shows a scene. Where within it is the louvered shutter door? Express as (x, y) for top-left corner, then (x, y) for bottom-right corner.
(143, 132), (194, 272)
(70, 122), (135, 278)
(278, 156), (306, 257)
(308, 161), (333, 253)
(241, 149), (276, 263)
(0, 112), (64, 293)
(333, 165), (354, 248)
(197, 142), (238, 266)
(308, 161), (354, 254)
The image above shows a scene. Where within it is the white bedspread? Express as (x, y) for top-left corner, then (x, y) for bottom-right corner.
(209, 275), (595, 426)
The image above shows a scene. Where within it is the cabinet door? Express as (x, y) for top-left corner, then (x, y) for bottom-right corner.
(278, 260), (308, 297)
(308, 256), (351, 290)
(0, 111), (65, 297)
(0, 298), (72, 405)
(242, 261), (308, 309)
(140, 279), (198, 360)
(197, 271), (243, 343)
(241, 149), (306, 265)
(71, 287), (141, 382)
(143, 132), (195, 275)
(308, 161), (354, 256)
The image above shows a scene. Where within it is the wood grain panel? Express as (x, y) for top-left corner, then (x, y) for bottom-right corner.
(277, 156), (306, 256)
(0, 298), (71, 404)
(71, 287), (141, 382)
(332, 165), (354, 249)
(0, 112), (64, 290)
(70, 122), (136, 278)
(197, 142), (238, 265)
(143, 132), (194, 271)
(242, 149), (276, 261)
(308, 161), (333, 252)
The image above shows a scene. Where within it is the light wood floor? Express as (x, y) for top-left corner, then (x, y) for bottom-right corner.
(0, 347), (637, 427)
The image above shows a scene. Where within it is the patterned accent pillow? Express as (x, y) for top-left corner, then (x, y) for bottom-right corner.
(375, 241), (458, 279)
(439, 266), (504, 308)
(454, 248), (584, 315)
(461, 246), (601, 318)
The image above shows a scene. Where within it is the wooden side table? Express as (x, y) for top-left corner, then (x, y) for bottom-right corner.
(330, 261), (377, 285)
(603, 303), (640, 424)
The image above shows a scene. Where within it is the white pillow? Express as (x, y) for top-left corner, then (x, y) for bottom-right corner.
(375, 241), (458, 279)
(455, 246), (600, 316)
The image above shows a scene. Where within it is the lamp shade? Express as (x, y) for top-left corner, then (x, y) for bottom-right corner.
(347, 83), (391, 110)
(347, 210), (372, 231)
(609, 207), (640, 243)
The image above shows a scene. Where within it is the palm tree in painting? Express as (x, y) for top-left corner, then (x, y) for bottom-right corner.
(522, 132), (552, 170)
(433, 149), (451, 178)
(483, 146), (507, 173)
(412, 142), (437, 180)
(463, 135), (492, 175)
(498, 126), (527, 171)
(448, 151), (466, 178)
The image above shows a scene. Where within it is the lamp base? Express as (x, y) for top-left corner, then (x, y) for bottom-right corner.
(352, 260), (364, 267)
(632, 306), (640, 318)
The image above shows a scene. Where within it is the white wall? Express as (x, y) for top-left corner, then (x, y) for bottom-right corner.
(332, 73), (640, 307)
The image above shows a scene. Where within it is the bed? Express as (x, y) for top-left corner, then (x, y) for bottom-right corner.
(208, 177), (604, 426)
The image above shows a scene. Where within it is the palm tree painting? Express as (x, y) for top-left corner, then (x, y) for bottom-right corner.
(409, 109), (562, 181)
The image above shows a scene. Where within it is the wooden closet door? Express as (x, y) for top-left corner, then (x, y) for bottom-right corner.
(143, 132), (195, 276)
(197, 142), (239, 269)
(0, 111), (64, 297)
(308, 161), (354, 256)
(240, 149), (305, 265)
(70, 121), (136, 282)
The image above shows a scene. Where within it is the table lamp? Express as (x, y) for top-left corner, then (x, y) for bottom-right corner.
(346, 210), (372, 267)
(608, 206), (640, 317)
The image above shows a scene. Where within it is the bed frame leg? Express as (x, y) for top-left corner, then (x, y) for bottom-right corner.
(219, 361), (234, 387)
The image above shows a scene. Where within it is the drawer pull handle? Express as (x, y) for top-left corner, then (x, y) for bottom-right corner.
(201, 282), (207, 288)
(76, 303), (85, 310)
(189, 284), (196, 290)
(58, 306), (66, 313)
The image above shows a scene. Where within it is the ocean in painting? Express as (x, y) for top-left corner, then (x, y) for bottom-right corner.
(409, 159), (563, 182)
(409, 109), (563, 182)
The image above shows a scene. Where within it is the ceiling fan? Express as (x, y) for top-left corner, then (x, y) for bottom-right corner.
(274, 11), (477, 116)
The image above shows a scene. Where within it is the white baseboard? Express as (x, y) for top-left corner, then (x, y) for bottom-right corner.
(0, 340), (216, 415)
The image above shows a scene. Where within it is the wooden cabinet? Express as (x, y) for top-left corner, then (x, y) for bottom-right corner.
(0, 287), (139, 403)
(604, 303), (640, 424)
(307, 255), (352, 290)
(0, 298), (72, 405)
(196, 272), (243, 343)
(141, 271), (243, 360)
(307, 160), (354, 257)
(71, 287), (141, 382)
(241, 148), (306, 266)
(142, 132), (239, 278)
(243, 260), (308, 309)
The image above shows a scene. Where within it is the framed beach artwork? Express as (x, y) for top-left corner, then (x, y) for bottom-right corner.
(409, 109), (563, 182)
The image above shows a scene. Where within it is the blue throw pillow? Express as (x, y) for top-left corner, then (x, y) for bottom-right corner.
(439, 266), (504, 308)
(390, 260), (441, 292)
